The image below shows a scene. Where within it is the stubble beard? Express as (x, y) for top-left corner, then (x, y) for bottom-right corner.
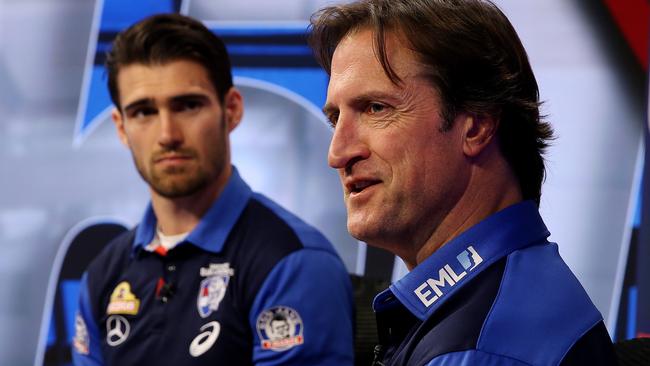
(132, 146), (226, 199)
(148, 159), (210, 198)
(345, 198), (386, 244)
(345, 190), (411, 252)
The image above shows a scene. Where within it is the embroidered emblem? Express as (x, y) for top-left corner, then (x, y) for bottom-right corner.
(72, 312), (89, 355)
(197, 263), (234, 318)
(106, 315), (130, 347)
(199, 262), (235, 277)
(107, 281), (140, 315)
(256, 306), (304, 351)
(189, 321), (221, 357)
(414, 245), (484, 307)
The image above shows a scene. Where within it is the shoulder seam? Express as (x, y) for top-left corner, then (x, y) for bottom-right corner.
(250, 194), (335, 254)
(557, 317), (604, 364)
(476, 253), (510, 348)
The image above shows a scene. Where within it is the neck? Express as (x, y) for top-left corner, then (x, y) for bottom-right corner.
(409, 183), (521, 269)
(150, 167), (231, 235)
(404, 147), (523, 270)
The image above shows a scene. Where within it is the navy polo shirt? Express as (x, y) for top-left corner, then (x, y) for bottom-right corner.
(72, 168), (354, 365)
(373, 201), (618, 366)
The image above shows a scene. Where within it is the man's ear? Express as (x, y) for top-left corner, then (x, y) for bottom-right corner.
(112, 108), (130, 148)
(223, 87), (244, 133)
(461, 113), (499, 157)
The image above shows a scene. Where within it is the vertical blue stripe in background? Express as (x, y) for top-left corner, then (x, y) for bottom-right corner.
(627, 286), (637, 340)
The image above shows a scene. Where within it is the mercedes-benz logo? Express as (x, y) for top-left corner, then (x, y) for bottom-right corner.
(106, 315), (130, 346)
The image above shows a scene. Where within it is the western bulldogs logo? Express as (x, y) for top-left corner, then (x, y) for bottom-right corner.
(197, 263), (233, 318)
(256, 306), (304, 351)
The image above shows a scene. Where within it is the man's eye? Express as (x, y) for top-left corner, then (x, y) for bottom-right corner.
(179, 100), (203, 111)
(367, 103), (386, 114)
(130, 107), (156, 118)
(327, 112), (339, 128)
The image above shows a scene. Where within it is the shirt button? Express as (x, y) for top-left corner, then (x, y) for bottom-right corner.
(167, 264), (176, 272)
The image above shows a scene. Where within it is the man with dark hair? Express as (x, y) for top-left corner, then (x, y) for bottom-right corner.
(309, 0), (617, 365)
(72, 13), (354, 366)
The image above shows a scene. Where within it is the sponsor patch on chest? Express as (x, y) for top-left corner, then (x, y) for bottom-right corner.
(106, 315), (130, 347)
(107, 281), (140, 315)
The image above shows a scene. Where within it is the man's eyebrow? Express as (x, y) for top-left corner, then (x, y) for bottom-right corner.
(349, 91), (398, 106)
(322, 91), (400, 116)
(170, 93), (211, 103)
(123, 93), (211, 113)
(123, 98), (154, 113)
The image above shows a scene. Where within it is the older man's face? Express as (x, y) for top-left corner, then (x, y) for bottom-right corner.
(324, 28), (471, 256)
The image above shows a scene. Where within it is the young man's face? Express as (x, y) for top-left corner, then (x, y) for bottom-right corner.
(112, 60), (242, 199)
(324, 29), (471, 255)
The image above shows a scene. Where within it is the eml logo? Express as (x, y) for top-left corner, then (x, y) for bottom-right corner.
(414, 246), (483, 307)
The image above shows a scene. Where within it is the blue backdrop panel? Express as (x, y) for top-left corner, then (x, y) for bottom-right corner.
(39, 222), (128, 366)
(74, 0), (328, 146)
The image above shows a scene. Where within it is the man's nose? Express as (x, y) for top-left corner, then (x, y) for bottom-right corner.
(158, 110), (183, 148)
(327, 113), (370, 172)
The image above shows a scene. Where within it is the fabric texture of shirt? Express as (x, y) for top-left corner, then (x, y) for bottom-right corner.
(72, 168), (354, 365)
(373, 201), (618, 366)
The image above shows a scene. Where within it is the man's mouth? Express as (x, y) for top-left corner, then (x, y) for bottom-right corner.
(347, 179), (381, 195)
(156, 155), (190, 162)
(153, 151), (194, 164)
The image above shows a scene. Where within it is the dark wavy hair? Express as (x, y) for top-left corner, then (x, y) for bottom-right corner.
(106, 13), (233, 108)
(309, 0), (554, 205)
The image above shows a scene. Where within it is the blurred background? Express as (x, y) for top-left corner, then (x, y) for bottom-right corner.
(0, 0), (648, 364)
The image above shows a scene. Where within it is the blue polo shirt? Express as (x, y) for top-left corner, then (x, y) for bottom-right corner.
(73, 168), (354, 365)
(373, 201), (617, 366)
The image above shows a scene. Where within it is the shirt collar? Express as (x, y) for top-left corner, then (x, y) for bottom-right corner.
(373, 200), (550, 321)
(132, 166), (252, 255)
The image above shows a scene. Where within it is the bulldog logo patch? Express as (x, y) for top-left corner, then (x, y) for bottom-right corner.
(197, 263), (234, 318)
